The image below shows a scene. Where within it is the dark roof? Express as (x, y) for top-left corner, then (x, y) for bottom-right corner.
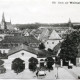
(36, 49), (55, 58)
(53, 42), (61, 55)
(0, 35), (40, 44)
(8, 44), (37, 56)
(7, 44), (55, 58)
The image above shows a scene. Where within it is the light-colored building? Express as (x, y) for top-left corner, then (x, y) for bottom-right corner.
(2, 44), (37, 69)
(44, 30), (62, 50)
(2, 44), (55, 70)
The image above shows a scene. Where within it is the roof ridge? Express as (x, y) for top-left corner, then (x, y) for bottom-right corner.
(8, 44), (36, 56)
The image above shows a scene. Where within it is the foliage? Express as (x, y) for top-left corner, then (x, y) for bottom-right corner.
(0, 65), (6, 74)
(29, 57), (38, 71)
(48, 48), (53, 52)
(0, 60), (4, 65)
(39, 43), (45, 50)
(45, 57), (54, 69)
(16, 23), (41, 30)
(0, 51), (8, 59)
(12, 58), (25, 74)
(59, 31), (80, 62)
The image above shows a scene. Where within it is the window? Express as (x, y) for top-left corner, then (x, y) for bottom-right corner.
(47, 42), (48, 44)
(52, 42), (54, 44)
(21, 53), (24, 56)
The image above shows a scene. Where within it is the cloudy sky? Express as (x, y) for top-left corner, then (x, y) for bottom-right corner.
(0, 0), (80, 24)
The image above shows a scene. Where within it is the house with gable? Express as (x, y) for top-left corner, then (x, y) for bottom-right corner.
(44, 30), (62, 50)
(38, 28), (51, 42)
(2, 44), (56, 70)
(2, 44), (37, 69)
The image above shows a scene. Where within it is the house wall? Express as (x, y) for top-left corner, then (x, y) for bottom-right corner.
(76, 58), (80, 66)
(44, 40), (60, 50)
(2, 50), (37, 69)
(0, 49), (10, 53)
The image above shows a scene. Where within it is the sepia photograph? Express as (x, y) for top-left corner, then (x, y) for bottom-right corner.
(0, 0), (80, 80)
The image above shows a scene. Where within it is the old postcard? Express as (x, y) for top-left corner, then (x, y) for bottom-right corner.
(0, 0), (80, 80)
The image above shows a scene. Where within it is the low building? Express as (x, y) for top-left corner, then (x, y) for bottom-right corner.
(2, 44), (56, 70)
(3, 44), (37, 69)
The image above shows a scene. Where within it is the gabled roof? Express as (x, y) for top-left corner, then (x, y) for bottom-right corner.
(0, 35), (40, 44)
(38, 28), (50, 40)
(7, 44), (55, 58)
(8, 44), (37, 56)
(49, 30), (62, 40)
(53, 42), (61, 56)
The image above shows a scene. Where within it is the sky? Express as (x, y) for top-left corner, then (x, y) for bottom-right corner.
(0, 0), (80, 24)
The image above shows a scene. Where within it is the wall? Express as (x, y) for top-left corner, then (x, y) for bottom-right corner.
(0, 49), (10, 54)
(76, 58), (80, 66)
(3, 50), (37, 69)
(44, 40), (60, 50)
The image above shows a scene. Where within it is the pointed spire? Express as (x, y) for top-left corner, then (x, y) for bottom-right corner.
(68, 18), (73, 28)
(69, 18), (71, 23)
(10, 18), (11, 24)
(2, 12), (5, 22)
(1, 12), (7, 30)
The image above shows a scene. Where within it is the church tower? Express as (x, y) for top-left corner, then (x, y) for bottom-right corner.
(1, 13), (7, 29)
(68, 18), (73, 30)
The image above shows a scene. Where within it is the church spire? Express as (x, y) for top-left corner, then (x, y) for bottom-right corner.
(1, 12), (7, 30)
(2, 12), (5, 22)
(69, 18), (71, 23)
(10, 19), (11, 24)
(68, 18), (73, 27)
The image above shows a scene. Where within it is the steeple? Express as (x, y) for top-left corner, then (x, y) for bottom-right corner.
(68, 18), (73, 28)
(66, 18), (73, 34)
(1, 12), (7, 30)
(2, 12), (5, 22)
(69, 18), (71, 23)
(10, 19), (11, 24)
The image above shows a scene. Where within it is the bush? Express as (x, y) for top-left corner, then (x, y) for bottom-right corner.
(29, 57), (38, 71)
(12, 58), (25, 74)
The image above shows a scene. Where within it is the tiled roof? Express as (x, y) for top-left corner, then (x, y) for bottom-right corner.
(38, 28), (50, 40)
(0, 35), (40, 44)
(49, 30), (62, 40)
(8, 44), (37, 56)
(36, 49), (55, 58)
(7, 44), (55, 58)
(53, 42), (61, 55)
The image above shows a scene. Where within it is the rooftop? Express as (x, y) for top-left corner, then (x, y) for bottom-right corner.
(0, 35), (40, 44)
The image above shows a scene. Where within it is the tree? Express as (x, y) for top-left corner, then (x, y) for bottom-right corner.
(45, 57), (54, 69)
(39, 43), (45, 49)
(29, 57), (38, 71)
(48, 48), (53, 52)
(12, 58), (25, 74)
(0, 59), (4, 65)
(59, 33), (78, 65)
